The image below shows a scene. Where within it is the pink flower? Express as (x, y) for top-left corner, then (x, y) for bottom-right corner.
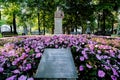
(82, 51), (86, 55)
(84, 48), (89, 51)
(98, 70), (105, 78)
(25, 48), (30, 53)
(8, 50), (16, 57)
(111, 75), (117, 80)
(96, 54), (101, 60)
(104, 65), (110, 70)
(89, 44), (94, 50)
(102, 55), (108, 59)
(27, 77), (34, 80)
(18, 75), (27, 80)
(35, 48), (39, 53)
(109, 50), (115, 57)
(86, 64), (92, 69)
(118, 54), (120, 59)
(80, 56), (85, 61)
(35, 53), (42, 58)
(83, 53), (88, 59)
(25, 64), (32, 70)
(97, 50), (101, 54)
(55, 45), (58, 48)
(20, 53), (27, 60)
(79, 65), (84, 71)
(12, 61), (18, 65)
(6, 75), (16, 80)
(16, 58), (21, 62)
(31, 44), (36, 48)
(23, 60), (27, 64)
(106, 60), (110, 65)
(7, 63), (10, 67)
(112, 68), (119, 77)
(0, 67), (4, 72)
(12, 69), (20, 74)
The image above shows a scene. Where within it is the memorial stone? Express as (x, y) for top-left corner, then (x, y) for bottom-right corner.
(35, 48), (78, 80)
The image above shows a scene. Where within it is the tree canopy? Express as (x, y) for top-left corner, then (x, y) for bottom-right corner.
(0, 0), (120, 35)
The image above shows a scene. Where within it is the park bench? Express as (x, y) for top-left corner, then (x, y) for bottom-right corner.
(2, 32), (18, 37)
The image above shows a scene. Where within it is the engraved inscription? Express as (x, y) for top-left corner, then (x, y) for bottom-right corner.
(35, 48), (78, 79)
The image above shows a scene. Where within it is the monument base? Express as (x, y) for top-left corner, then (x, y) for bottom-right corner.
(35, 48), (78, 80)
(54, 18), (63, 34)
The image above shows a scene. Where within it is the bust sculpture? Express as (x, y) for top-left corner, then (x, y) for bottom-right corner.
(54, 6), (64, 18)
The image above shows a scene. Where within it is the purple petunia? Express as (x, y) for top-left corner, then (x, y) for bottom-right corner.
(98, 70), (105, 78)
(35, 53), (42, 58)
(80, 56), (85, 61)
(97, 50), (101, 54)
(96, 54), (101, 60)
(79, 65), (84, 71)
(104, 65), (110, 70)
(25, 48), (30, 53)
(12, 69), (20, 74)
(112, 68), (119, 77)
(0, 34), (120, 80)
(86, 64), (92, 69)
(25, 64), (32, 70)
(118, 54), (120, 59)
(12, 60), (18, 66)
(111, 75), (117, 80)
(0, 67), (4, 72)
(27, 77), (34, 80)
(6, 75), (17, 80)
(8, 50), (16, 57)
(18, 75), (27, 80)
(35, 48), (40, 53)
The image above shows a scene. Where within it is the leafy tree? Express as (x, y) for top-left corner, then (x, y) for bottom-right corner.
(1, 0), (120, 35)
(1, 1), (21, 34)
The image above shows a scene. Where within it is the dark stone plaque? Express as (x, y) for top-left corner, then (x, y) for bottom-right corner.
(35, 48), (78, 79)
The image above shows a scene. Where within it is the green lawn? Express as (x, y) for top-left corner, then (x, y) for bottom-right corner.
(0, 33), (2, 38)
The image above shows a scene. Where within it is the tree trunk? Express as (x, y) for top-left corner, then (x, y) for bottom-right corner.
(0, 11), (1, 33)
(0, 11), (1, 20)
(24, 25), (28, 35)
(13, 13), (17, 34)
(63, 26), (65, 34)
(38, 12), (41, 35)
(102, 10), (106, 35)
(43, 11), (45, 35)
(98, 14), (100, 30)
(52, 27), (54, 34)
(75, 26), (77, 35)
(30, 27), (32, 34)
(10, 25), (12, 33)
(111, 19), (114, 34)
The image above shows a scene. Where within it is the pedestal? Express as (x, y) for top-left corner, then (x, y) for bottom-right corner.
(54, 18), (63, 34)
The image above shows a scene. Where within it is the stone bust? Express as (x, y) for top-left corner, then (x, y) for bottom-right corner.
(55, 6), (64, 18)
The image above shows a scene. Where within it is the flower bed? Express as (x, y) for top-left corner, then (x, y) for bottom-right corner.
(91, 37), (120, 49)
(0, 35), (120, 80)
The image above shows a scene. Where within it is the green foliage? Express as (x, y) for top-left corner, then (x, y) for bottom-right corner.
(0, 33), (2, 38)
(29, 49), (34, 55)
(1, 0), (120, 34)
(0, 20), (6, 26)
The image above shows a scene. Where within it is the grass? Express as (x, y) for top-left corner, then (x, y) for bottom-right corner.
(0, 33), (2, 38)
(0, 46), (3, 48)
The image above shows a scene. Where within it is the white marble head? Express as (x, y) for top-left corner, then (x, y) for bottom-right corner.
(57, 6), (61, 11)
